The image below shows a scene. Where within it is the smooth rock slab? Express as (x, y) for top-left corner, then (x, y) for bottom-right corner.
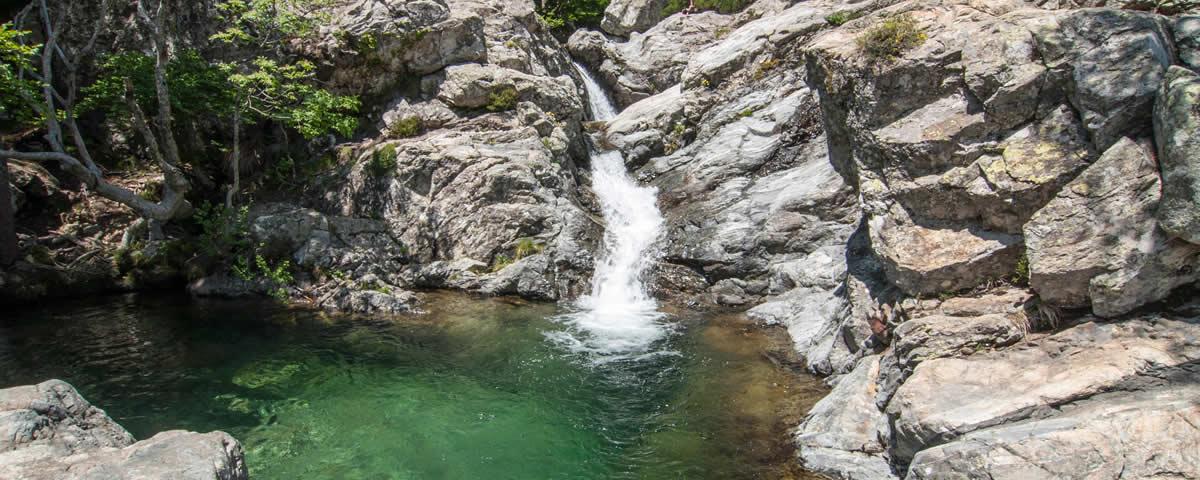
(886, 316), (1200, 463)
(906, 383), (1200, 480)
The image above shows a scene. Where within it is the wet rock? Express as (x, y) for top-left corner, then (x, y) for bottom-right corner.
(906, 381), (1200, 480)
(0, 380), (246, 480)
(1025, 138), (1200, 316)
(319, 285), (419, 315)
(886, 316), (1200, 463)
(1154, 66), (1200, 244)
(481, 253), (557, 300)
(795, 356), (897, 480)
(603, 85), (688, 166)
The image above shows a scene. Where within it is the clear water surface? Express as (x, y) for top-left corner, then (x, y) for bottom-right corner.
(0, 293), (826, 479)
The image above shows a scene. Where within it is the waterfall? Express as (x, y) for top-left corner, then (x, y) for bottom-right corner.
(550, 63), (670, 359)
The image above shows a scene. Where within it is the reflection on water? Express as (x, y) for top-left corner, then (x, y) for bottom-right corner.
(0, 292), (827, 479)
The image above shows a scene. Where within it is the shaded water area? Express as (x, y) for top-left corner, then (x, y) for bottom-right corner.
(0, 292), (828, 479)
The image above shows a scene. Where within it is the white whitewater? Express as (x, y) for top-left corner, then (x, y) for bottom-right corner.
(551, 63), (670, 359)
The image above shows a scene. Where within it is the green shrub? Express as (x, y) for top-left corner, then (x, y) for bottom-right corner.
(492, 254), (513, 272)
(514, 238), (544, 259)
(487, 87), (519, 112)
(368, 144), (398, 177)
(663, 0), (748, 15)
(389, 116), (422, 138)
(1011, 252), (1030, 286)
(195, 202), (251, 260)
(856, 13), (927, 61)
(536, 0), (609, 30)
(825, 9), (864, 26)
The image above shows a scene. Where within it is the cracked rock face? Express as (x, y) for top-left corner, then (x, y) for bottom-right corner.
(906, 369), (1200, 480)
(0, 380), (247, 480)
(887, 316), (1200, 464)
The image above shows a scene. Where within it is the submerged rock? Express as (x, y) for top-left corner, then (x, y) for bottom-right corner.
(0, 380), (246, 480)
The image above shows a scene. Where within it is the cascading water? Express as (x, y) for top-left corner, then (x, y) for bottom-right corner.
(549, 63), (670, 360)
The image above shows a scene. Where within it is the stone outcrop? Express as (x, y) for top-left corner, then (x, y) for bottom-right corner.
(601, 0), (670, 37)
(906, 379), (1200, 479)
(794, 356), (897, 479)
(573, 0), (1200, 478)
(887, 316), (1200, 463)
(569, 12), (736, 108)
(1155, 66), (1200, 244)
(1025, 138), (1200, 317)
(0, 380), (246, 480)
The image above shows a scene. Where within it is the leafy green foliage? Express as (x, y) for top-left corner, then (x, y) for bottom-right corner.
(825, 10), (864, 26)
(368, 144), (398, 177)
(194, 202), (252, 260)
(0, 23), (41, 126)
(1011, 252), (1030, 286)
(211, 0), (334, 47)
(536, 0), (609, 30)
(81, 50), (235, 123)
(486, 87), (519, 112)
(224, 58), (360, 139)
(857, 13), (927, 61)
(491, 254), (513, 272)
(662, 0), (749, 16)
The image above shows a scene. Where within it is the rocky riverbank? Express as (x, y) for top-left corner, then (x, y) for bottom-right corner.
(3, 0), (1200, 478)
(0, 380), (247, 479)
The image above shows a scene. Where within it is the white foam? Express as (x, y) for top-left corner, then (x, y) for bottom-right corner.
(552, 63), (670, 359)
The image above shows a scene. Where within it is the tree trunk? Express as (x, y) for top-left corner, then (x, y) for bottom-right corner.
(226, 110), (240, 209)
(0, 157), (18, 267)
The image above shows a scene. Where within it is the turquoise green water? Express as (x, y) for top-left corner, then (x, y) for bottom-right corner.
(0, 293), (825, 479)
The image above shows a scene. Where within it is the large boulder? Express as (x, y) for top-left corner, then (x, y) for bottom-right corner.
(322, 106), (598, 300)
(601, 0), (670, 36)
(436, 64), (583, 121)
(1033, 8), (1177, 150)
(886, 316), (1200, 463)
(0, 380), (247, 480)
(1024, 138), (1200, 316)
(892, 313), (1026, 369)
(1154, 66), (1200, 244)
